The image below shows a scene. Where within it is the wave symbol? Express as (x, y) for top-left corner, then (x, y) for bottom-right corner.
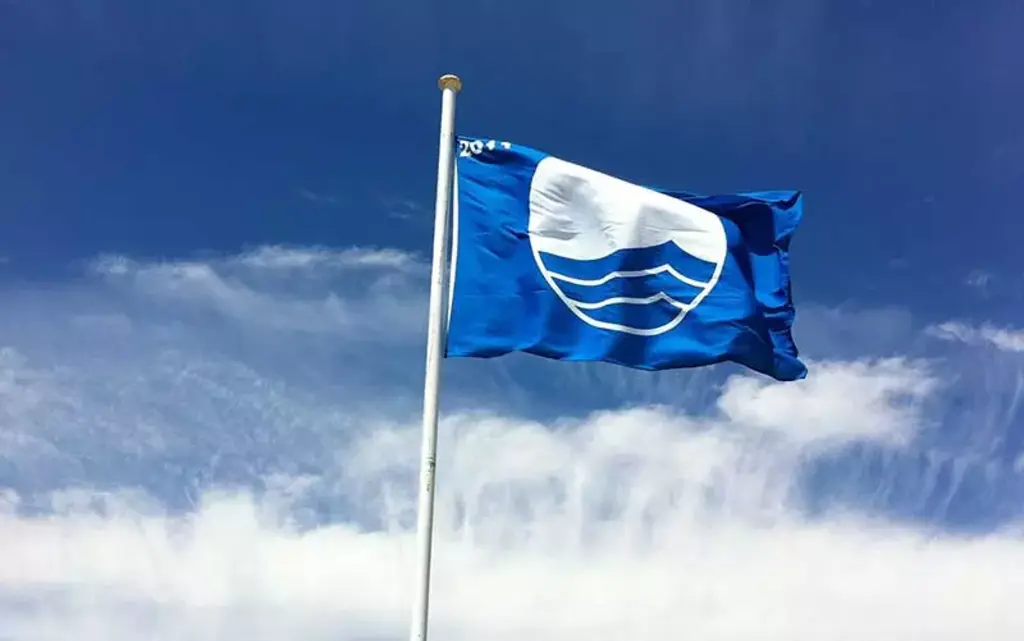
(537, 243), (720, 335)
(526, 154), (729, 336)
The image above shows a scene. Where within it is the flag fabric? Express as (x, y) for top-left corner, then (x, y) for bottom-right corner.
(444, 136), (807, 382)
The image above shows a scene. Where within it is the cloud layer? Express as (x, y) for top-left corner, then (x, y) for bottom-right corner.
(1, 246), (1024, 640)
(927, 320), (1024, 353)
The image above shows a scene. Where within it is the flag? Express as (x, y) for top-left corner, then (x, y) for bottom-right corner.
(444, 136), (807, 382)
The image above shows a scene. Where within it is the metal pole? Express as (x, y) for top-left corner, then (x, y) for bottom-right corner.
(408, 73), (461, 641)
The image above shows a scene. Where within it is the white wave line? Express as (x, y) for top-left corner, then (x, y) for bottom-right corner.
(565, 291), (692, 311)
(547, 264), (710, 288)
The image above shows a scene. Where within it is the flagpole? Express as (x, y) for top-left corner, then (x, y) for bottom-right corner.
(409, 73), (462, 641)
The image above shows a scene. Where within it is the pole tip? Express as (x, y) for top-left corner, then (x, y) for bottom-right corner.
(438, 74), (462, 93)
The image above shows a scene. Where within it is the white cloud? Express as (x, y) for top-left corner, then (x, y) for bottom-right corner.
(298, 188), (342, 206)
(88, 246), (426, 336)
(926, 321), (1024, 353)
(718, 358), (938, 446)
(965, 269), (995, 291)
(1, 403), (1023, 640)
(1, 245), (1023, 640)
(234, 245), (421, 271)
(90, 245), (423, 278)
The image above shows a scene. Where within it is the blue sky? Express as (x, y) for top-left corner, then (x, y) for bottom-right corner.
(2, 1), (1024, 639)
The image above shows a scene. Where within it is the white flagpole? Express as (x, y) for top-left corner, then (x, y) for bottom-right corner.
(409, 73), (462, 641)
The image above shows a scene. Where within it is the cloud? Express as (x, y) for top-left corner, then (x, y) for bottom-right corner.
(2, 399), (1024, 640)
(1, 245), (1024, 639)
(88, 246), (427, 337)
(298, 189), (342, 206)
(235, 245), (421, 271)
(965, 269), (995, 291)
(718, 358), (938, 447)
(926, 321), (1024, 353)
(378, 195), (428, 223)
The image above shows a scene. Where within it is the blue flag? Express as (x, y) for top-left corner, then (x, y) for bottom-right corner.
(444, 137), (807, 382)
